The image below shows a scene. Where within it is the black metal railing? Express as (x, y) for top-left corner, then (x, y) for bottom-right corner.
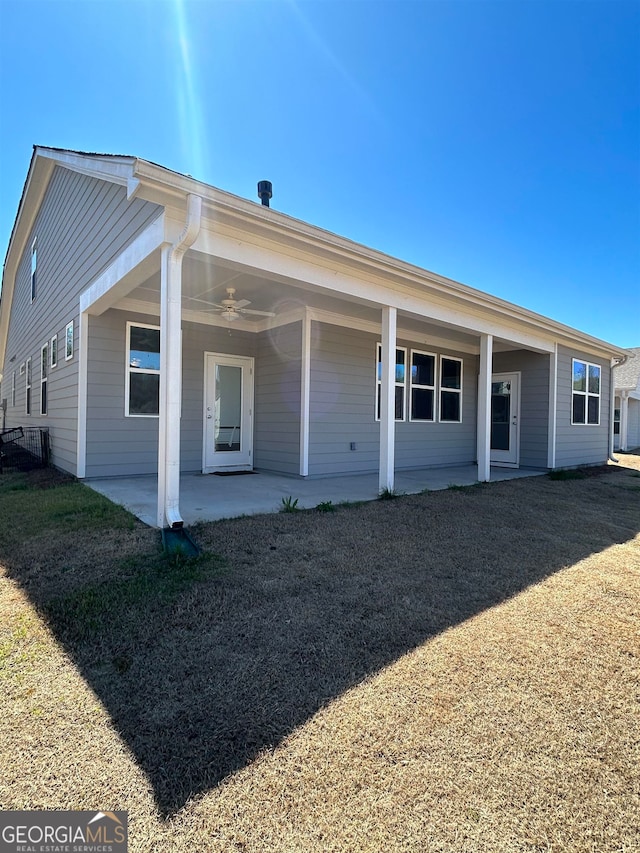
(0, 427), (50, 473)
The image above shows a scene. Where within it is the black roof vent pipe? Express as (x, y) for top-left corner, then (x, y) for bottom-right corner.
(257, 180), (272, 207)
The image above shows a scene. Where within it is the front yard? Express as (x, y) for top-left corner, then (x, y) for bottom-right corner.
(1, 456), (639, 852)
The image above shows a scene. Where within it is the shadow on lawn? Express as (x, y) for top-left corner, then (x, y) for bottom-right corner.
(4, 467), (640, 815)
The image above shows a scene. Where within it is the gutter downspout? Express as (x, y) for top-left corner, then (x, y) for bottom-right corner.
(158, 193), (202, 529)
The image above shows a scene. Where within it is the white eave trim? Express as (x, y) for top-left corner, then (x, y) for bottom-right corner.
(34, 147), (137, 188)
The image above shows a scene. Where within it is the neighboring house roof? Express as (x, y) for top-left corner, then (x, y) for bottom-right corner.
(613, 347), (640, 394)
(0, 146), (629, 374)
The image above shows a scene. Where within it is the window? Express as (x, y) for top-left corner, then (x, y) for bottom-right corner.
(25, 357), (32, 415)
(126, 322), (160, 416)
(572, 359), (600, 425)
(11, 371), (16, 407)
(614, 407), (620, 436)
(376, 343), (406, 421)
(65, 321), (74, 360)
(40, 343), (48, 415)
(440, 357), (462, 422)
(30, 240), (37, 302)
(50, 334), (58, 368)
(410, 351), (436, 421)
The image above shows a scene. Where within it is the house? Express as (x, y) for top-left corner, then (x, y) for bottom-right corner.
(0, 147), (629, 528)
(613, 348), (640, 451)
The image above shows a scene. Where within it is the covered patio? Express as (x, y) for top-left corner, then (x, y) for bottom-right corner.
(87, 464), (545, 527)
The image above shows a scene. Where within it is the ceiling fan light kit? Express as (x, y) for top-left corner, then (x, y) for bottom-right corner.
(211, 287), (275, 321)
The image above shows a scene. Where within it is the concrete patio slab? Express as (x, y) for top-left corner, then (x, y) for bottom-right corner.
(86, 465), (546, 528)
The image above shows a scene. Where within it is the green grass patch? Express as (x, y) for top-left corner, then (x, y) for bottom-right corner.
(378, 488), (398, 500)
(0, 474), (136, 544)
(44, 551), (228, 644)
(447, 481), (484, 492)
(547, 469), (587, 481)
(280, 495), (300, 513)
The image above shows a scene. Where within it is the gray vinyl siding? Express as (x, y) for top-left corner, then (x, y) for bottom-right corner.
(630, 400), (640, 449)
(308, 323), (478, 477)
(555, 345), (611, 467)
(85, 309), (257, 477)
(3, 166), (161, 474)
(254, 321), (301, 475)
(493, 349), (550, 468)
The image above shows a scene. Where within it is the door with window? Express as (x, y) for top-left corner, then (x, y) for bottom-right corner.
(490, 372), (520, 467)
(203, 354), (254, 472)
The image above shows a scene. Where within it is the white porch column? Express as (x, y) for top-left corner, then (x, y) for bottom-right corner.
(157, 195), (202, 528)
(547, 344), (558, 469)
(299, 309), (311, 476)
(76, 310), (89, 478)
(477, 333), (493, 482)
(620, 391), (630, 452)
(379, 306), (397, 493)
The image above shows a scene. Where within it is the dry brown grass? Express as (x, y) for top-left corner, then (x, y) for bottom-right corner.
(1, 455), (639, 852)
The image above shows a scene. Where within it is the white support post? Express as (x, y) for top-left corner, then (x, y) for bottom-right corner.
(157, 246), (183, 528)
(76, 310), (89, 478)
(477, 333), (493, 482)
(299, 309), (311, 476)
(620, 391), (629, 452)
(547, 344), (558, 469)
(379, 306), (397, 493)
(157, 194), (202, 529)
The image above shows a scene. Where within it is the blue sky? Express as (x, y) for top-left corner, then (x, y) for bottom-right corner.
(1, 0), (638, 346)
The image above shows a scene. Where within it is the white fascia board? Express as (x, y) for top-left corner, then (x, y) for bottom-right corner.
(34, 147), (136, 188)
(192, 226), (555, 353)
(0, 158), (56, 368)
(112, 156), (625, 360)
(80, 214), (166, 315)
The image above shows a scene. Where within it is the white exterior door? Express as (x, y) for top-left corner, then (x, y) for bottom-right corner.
(490, 372), (520, 467)
(203, 354), (254, 472)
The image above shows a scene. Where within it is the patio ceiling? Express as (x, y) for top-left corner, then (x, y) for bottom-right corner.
(119, 249), (529, 355)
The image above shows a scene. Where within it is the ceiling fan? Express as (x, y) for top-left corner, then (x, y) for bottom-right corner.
(211, 287), (275, 322)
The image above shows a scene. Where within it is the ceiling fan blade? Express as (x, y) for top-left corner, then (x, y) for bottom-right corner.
(234, 299), (251, 309)
(239, 308), (276, 317)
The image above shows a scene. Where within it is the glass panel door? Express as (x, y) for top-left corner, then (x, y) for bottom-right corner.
(491, 381), (511, 451)
(215, 365), (242, 452)
(204, 354), (253, 472)
(489, 372), (520, 467)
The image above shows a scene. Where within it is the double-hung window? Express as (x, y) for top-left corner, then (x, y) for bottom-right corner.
(376, 344), (406, 421)
(25, 357), (32, 415)
(440, 357), (462, 422)
(30, 240), (37, 302)
(572, 359), (600, 425)
(126, 322), (160, 416)
(50, 335), (58, 368)
(40, 343), (48, 415)
(410, 351), (436, 421)
(65, 322), (74, 360)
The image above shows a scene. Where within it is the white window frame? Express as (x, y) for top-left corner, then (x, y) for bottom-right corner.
(11, 371), (16, 407)
(25, 357), (32, 415)
(409, 350), (437, 423)
(65, 321), (74, 361)
(375, 343), (407, 422)
(126, 321), (161, 418)
(30, 239), (37, 303)
(40, 342), (48, 415)
(50, 334), (58, 368)
(439, 356), (463, 423)
(19, 362), (25, 376)
(571, 358), (601, 426)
